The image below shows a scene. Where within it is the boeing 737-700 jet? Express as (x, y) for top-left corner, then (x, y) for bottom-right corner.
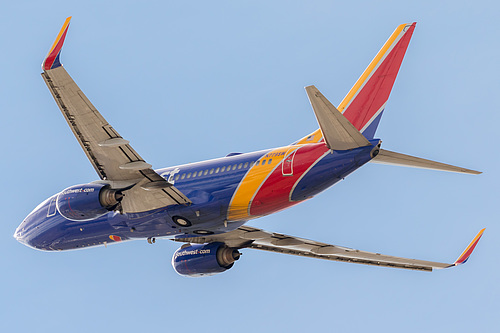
(14, 18), (484, 276)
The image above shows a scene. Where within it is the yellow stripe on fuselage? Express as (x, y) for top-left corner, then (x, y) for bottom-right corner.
(227, 147), (295, 221)
(296, 129), (323, 145)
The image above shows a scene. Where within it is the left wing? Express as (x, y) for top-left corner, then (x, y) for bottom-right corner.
(41, 17), (191, 213)
(173, 226), (485, 271)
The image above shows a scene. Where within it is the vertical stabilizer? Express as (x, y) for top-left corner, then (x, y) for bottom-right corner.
(297, 23), (416, 144)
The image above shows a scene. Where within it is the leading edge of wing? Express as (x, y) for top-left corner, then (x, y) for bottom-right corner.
(42, 17), (72, 71)
(173, 227), (485, 272)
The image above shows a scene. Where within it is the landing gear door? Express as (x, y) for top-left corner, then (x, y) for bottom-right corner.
(282, 148), (298, 176)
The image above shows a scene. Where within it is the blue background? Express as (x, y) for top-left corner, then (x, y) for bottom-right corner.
(1, 1), (497, 332)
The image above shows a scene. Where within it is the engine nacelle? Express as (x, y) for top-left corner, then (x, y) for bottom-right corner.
(172, 242), (241, 277)
(56, 183), (122, 221)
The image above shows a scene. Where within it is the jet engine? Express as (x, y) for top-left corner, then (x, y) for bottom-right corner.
(172, 242), (241, 277)
(56, 183), (122, 221)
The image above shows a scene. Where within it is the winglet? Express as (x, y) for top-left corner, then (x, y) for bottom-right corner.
(453, 228), (485, 266)
(42, 16), (72, 71)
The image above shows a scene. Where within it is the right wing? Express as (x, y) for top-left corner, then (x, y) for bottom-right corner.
(41, 17), (191, 213)
(173, 226), (485, 272)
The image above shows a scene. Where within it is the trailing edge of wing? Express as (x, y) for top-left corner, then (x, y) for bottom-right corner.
(305, 85), (371, 150)
(172, 226), (485, 272)
(371, 149), (481, 175)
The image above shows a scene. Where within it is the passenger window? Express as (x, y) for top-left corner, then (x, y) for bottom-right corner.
(209, 168), (214, 174)
(203, 170), (208, 175)
(255, 161), (260, 166)
(238, 163), (243, 169)
(244, 162), (248, 168)
(215, 167), (220, 173)
(175, 174), (180, 180)
(268, 159), (272, 164)
(232, 164), (237, 170)
(181, 174), (186, 179)
(198, 171), (203, 177)
(262, 159), (266, 165)
(187, 173), (191, 178)
(221, 166), (226, 172)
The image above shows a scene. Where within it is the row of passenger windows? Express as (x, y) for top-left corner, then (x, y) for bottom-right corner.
(174, 159), (273, 181)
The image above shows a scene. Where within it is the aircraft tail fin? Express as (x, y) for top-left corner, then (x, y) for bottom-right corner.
(305, 85), (371, 150)
(296, 22), (416, 145)
(371, 149), (482, 175)
(340, 22), (416, 138)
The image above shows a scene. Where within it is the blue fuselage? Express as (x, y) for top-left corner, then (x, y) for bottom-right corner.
(15, 140), (379, 251)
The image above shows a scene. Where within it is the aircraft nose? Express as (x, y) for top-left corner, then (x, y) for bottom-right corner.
(14, 221), (29, 245)
(14, 217), (56, 251)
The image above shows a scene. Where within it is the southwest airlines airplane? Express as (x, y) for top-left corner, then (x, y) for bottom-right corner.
(15, 18), (485, 277)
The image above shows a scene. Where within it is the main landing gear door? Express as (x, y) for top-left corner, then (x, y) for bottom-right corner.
(282, 148), (298, 176)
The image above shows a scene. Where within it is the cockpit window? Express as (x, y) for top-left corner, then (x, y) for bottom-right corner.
(47, 197), (57, 217)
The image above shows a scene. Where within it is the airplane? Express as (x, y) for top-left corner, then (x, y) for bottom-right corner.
(14, 17), (485, 277)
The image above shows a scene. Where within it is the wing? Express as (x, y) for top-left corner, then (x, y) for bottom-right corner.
(41, 17), (191, 213)
(173, 226), (485, 272)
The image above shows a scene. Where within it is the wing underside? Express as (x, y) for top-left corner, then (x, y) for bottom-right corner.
(173, 226), (484, 272)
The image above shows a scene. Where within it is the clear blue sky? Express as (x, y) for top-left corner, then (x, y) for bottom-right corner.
(1, 1), (498, 332)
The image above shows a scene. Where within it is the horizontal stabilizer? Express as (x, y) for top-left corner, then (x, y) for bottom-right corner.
(371, 149), (481, 175)
(305, 85), (371, 150)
